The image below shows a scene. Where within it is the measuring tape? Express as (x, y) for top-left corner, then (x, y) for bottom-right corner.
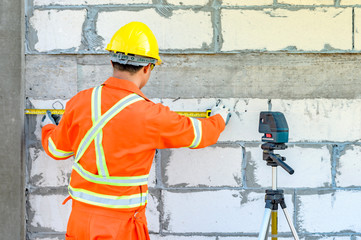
(25, 109), (212, 118)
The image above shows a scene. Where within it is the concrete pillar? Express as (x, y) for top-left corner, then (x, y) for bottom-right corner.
(0, 0), (24, 239)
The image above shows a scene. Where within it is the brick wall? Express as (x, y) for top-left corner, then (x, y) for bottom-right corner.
(25, 0), (361, 239)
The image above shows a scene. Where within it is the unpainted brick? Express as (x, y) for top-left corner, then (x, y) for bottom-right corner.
(167, 0), (209, 5)
(221, 8), (352, 51)
(298, 190), (361, 232)
(29, 147), (73, 187)
(336, 145), (361, 187)
(221, 0), (273, 6)
(33, 0), (151, 5)
(246, 144), (332, 188)
(164, 145), (243, 187)
(340, 0), (361, 5)
(272, 99), (361, 142)
(97, 9), (212, 50)
(29, 10), (86, 52)
(162, 190), (294, 233)
(278, 0), (334, 5)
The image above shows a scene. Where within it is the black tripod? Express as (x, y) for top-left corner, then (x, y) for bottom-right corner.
(257, 143), (299, 240)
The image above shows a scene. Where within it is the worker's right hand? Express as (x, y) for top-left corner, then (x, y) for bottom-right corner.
(41, 110), (58, 127)
(211, 100), (232, 125)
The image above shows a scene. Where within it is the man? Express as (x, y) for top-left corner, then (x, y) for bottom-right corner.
(41, 21), (231, 240)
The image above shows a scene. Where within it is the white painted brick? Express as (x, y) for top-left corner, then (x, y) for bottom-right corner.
(272, 99), (361, 142)
(34, 0), (151, 5)
(146, 192), (160, 232)
(340, 0), (361, 5)
(165, 146), (243, 187)
(150, 235), (216, 240)
(167, 0), (209, 5)
(30, 10), (86, 52)
(336, 145), (361, 187)
(247, 144), (332, 188)
(163, 190), (294, 233)
(222, 0), (273, 6)
(221, 8), (352, 51)
(278, 0), (334, 5)
(298, 190), (361, 232)
(97, 9), (212, 50)
(29, 193), (71, 232)
(354, 8), (361, 50)
(29, 148), (73, 187)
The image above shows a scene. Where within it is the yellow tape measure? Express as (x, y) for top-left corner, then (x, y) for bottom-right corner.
(25, 109), (212, 118)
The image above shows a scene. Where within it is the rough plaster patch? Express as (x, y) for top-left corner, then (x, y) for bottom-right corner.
(30, 9), (86, 52)
(29, 148), (73, 187)
(165, 146), (243, 187)
(33, 0), (151, 5)
(336, 145), (361, 187)
(246, 144), (332, 188)
(145, 191), (160, 232)
(221, 8), (352, 51)
(298, 190), (361, 232)
(162, 190), (293, 233)
(272, 99), (361, 142)
(97, 9), (212, 50)
(29, 194), (71, 232)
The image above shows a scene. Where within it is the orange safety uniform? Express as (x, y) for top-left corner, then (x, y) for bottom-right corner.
(42, 77), (225, 240)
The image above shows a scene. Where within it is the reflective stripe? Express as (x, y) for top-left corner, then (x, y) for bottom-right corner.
(72, 163), (149, 186)
(92, 86), (109, 177)
(188, 118), (202, 148)
(48, 137), (74, 158)
(69, 186), (148, 209)
(75, 93), (143, 163)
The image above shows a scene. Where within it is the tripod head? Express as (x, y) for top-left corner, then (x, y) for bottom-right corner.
(259, 112), (294, 175)
(261, 142), (294, 175)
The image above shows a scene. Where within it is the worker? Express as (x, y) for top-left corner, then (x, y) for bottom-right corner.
(41, 21), (231, 240)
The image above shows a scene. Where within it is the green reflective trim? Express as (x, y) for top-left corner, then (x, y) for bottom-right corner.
(48, 137), (74, 158)
(68, 185), (148, 209)
(188, 118), (202, 148)
(72, 162), (149, 186)
(91, 86), (109, 177)
(75, 94), (143, 163)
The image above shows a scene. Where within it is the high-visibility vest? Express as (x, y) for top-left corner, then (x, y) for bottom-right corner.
(68, 85), (148, 209)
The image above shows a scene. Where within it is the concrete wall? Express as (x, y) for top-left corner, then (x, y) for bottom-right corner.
(25, 0), (361, 240)
(0, 0), (25, 239)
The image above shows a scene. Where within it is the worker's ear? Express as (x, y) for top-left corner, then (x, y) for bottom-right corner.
(143, 64), (151, 74)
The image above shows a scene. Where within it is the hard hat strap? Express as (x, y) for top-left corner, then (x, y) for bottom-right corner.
(110, 52), (157, 66)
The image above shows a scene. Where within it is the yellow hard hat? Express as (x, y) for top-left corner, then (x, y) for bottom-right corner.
(106, 22), (162, 65)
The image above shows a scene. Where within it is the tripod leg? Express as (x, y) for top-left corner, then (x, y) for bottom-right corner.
(258, 208), (272, 240)
(271, 210), (278, 240)
(281, 207), (299, 240)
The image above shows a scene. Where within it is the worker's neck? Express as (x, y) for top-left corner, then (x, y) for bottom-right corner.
(113, 71), (142, 89)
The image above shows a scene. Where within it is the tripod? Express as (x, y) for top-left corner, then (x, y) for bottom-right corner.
(257, 143), (299, 240)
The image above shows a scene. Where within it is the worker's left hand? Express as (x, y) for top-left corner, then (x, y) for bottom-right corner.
(211, 100), (232, 125)
(41, 110), (60, 127)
